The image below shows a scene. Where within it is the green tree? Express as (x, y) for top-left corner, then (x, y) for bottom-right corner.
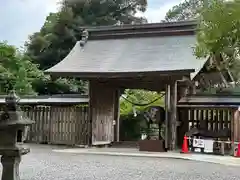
(25, 0), (148, 95)
(0, 42), (43, 95)
(164, 0), (240, 86)
(120, 89), (164, 115)
(195, 0), (240, 83)
(164, 0), (204, 22)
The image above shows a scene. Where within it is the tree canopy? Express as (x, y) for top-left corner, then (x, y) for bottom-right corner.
(0, 42), (43, 95)
(164, 0), (240, 85)
(25, 0), (148, 95)
(195, 0), (240, 82)
(164, 0), (204, 22)
(27, 0), (147, 70)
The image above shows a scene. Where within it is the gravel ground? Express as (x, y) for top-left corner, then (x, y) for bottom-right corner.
(1, 144), (240, 180)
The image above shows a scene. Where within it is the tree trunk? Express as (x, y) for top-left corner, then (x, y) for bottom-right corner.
(226, 68), (235, 87)
(218, 68), (229, 88)
(213, 54), (229, 88)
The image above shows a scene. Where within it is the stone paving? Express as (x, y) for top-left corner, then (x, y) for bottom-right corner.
(53, 146), (240, 167)
(1, 144), (240, 180)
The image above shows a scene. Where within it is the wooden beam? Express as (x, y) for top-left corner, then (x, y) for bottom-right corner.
(177, 104), (239, 108)
(48, 70), (194, 79)
(102, 76), (184, 92)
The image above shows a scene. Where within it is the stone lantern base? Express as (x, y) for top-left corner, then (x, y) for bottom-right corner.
(0, 147), (30, 180)
(1, 155), (21, 180)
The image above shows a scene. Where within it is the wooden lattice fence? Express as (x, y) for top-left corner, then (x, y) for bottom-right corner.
(22, 106), (90, 146)
(186, 108), (233, 132)
(178, 107), (235, 148)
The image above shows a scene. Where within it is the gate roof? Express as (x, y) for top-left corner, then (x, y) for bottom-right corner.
(46, 21), (207, 79)
(178, 95), (240, 108)
(0, 94), (89, 105)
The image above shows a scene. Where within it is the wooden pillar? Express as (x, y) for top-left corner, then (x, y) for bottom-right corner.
(177, 82), (189, 148)
(114, 89), (120, 142)
(165, 81), (178, 150)
(170, 81), (178, 150)
(177, 108), (189, 148)
(88, 81), (93, 146)
(233, 109), (240, 142)
(165, 84), (170, 150)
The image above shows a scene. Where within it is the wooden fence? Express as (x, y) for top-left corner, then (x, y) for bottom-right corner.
(178, 107), (234, 147)
(22, 106), (90, 146)
(186, 108), (233, 131)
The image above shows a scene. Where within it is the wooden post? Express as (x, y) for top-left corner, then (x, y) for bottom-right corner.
(88, 80), (93, 146)
(171, 81), (178, 150)
(114, 89), (120, 142)
(169, 81), (178, 150)
(177, 82), (189, 148)
(165, 84), (170, 150)
(177, 108), (188, 148)
(189, 81), (196, 95)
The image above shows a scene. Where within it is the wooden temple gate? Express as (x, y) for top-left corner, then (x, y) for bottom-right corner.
(45, 20), (209, 150)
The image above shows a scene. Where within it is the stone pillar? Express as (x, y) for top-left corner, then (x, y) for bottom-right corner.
(1, 155), (21, 180)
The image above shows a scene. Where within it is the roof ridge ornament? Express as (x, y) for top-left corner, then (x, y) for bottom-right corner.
(79, 29), (89, 48)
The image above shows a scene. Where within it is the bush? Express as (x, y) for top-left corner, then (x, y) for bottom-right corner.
(119, 113), (146, 141)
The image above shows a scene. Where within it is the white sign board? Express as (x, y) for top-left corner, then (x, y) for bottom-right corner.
(204, 139), (214, 153)
(193, 138), (205, 148)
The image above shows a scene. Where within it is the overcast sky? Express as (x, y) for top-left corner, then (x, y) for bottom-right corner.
(0, 0), (182, 47)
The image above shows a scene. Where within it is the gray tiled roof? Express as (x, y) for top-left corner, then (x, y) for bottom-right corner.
(0, 94), (89, 105)
(46, 35), (207, 79)
(178, 95), (240, 105)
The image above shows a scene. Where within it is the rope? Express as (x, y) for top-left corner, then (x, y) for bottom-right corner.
(120, 92), (165, 107)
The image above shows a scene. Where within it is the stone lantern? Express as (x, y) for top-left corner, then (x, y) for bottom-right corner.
(0, 91), (34, 180)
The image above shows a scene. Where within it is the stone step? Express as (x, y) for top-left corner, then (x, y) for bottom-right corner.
(111, 141), (139, 148)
